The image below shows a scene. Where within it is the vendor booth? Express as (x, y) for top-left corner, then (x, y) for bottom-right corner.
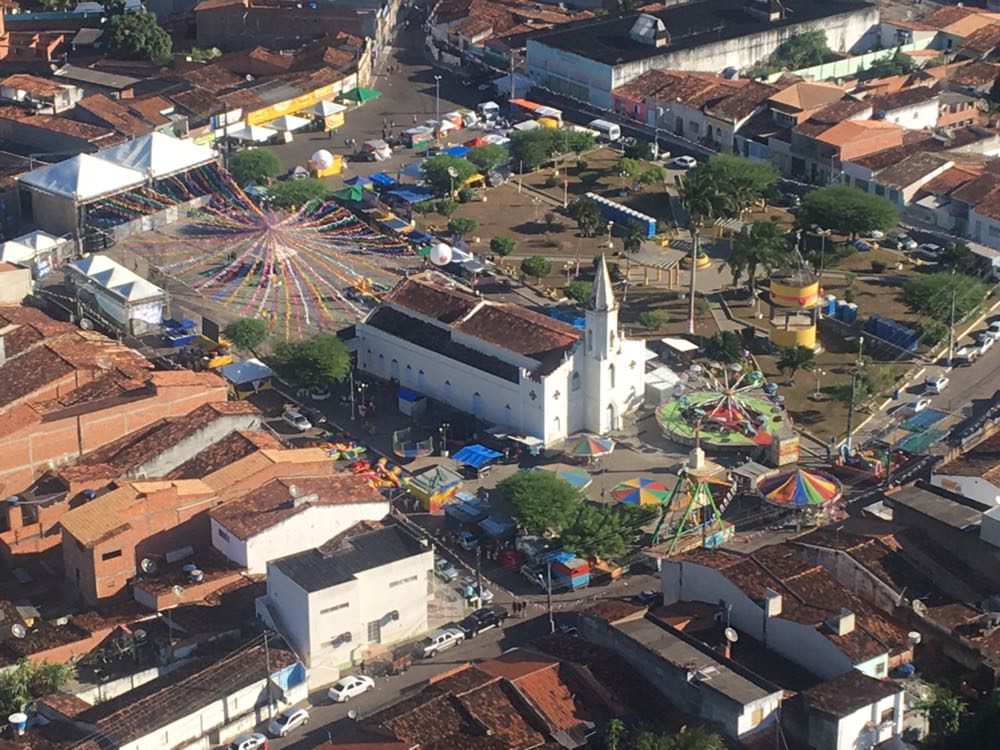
(409, 464), (463, 512)
(219, 358), (274, 399)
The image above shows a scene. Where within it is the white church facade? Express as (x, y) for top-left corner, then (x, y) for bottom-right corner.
(354, 258), (645, 446)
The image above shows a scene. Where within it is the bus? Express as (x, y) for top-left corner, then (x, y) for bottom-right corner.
(587, 118), (621, 142)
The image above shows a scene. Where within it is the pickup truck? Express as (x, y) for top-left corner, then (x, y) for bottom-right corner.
(457, 606), (507, 638)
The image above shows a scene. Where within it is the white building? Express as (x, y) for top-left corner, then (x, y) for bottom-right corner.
(355, 259), (644, 446)
(931, 431), (1000, 506)
(660, 546), (908, 680)
(210, 475), (390, 575)
(800, 670), (905, 750)
(256, 523), (434, 687)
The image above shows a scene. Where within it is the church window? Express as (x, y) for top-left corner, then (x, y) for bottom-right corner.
(571, 372), (581, 391)
(609, 363), (616, 389)
(587, 330), (593, 351)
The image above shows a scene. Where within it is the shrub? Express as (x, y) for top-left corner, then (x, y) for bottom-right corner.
(638, 309), (669, 329)
(544, 174), (560, 188)
(435, 198), (458, 216)
(457, 187), (475, 203)
(490, 236), (516, 256)
(871, 260), (887, 273)
(577, 159), (588, 171)
(565, 280), (593, 303)
(448, 217), (478, 238)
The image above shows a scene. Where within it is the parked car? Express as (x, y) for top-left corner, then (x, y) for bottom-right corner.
(457, 605), (507, 638)
(420, 627), (465, 658)
(671, 155), (697, 170)
(955, 346), (979, 366)
(229, 734), (268, 750)
(902, 396), (932, 414)
(866, 229), (885, 240)
(434, 558), (459, 582)
(849, 239), (871, 252)
(925, 375), (950, 395)
(986, 321), (1000, 340)
(281, 410), (312, 431)
(632, 590), (664, 608)
(895, 234), (918, 251)
(457, 530), (479, 550)
(975, 333), (995, 353)
(300, 407), (328, 429)
(521, 562), (548, 590)
(267, 707), (309, 738)
(918, 243), (943, 260)
(328, 675), (375, 702)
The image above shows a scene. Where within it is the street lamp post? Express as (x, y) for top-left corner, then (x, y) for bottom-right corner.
(814, 368), (826, 400)
(816, 227), (830, 276)
(564, 261), (573, 285)
(606, 221), (614, 249)
(844, 336), (865, 450)
(447, 165), (458, 198)
(434, 75), (441, 144)
(439, 421), (450, 457)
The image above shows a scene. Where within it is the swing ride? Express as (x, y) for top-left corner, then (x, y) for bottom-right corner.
(118, 173), (420, 338)
(657, 362), (790, 452)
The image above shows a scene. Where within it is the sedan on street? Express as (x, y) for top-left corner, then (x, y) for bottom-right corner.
(671, 155), (697, 170)
(267, 707), (309, 738)
(328, 675), (375, 702)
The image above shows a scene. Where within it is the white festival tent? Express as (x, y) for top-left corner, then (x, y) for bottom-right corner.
(19, 154), (145, 202)
(96, 132), (216, 180)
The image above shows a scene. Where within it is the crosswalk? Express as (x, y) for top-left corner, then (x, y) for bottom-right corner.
(714, 218), (744, 233)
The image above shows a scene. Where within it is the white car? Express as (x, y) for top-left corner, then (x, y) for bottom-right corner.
(895, 234), (918, 251)
(925, 375), (950, 395)
(228, 734), (268, 750)
(328, 674), (375, 702)
(281, 409), (312, 431)
(671, 155), (697, 170)
(267, 706), (309, 738)
(420, 627), (465, 658)
(974, 333), (994, 354)
(986, 321), (1000, 340)
(903, 396), (932, 415)
(866, 230), (885, 240)
(919, 243), (943, 259)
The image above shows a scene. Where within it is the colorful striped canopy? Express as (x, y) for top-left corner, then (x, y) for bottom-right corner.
(611, 478), (670, 505)
(531, 465), (593, 490)
(763, 469), (841, 508)
(565, 434), (614, 458)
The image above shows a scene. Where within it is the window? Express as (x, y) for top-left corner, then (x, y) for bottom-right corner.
(320, 602), (349, 614)
(217, 528), (230, 542)
(417, 369), (425, 390)
(880, 708), (894, 724)
(609, 363), (615, 389)
(378, 354), (385, 373)
(751, 706), (764, 727)
(101, 549), (122, 561)
(367, 619), (382, 643)
(587, 329), (593, 351)
(874, 661), (886, 675)
(571, 372), (581, 391)
(390, 574), (418, 588)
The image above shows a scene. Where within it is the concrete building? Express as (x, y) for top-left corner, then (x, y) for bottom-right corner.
(525, 0), (879, 109)
(0, 262), (31, 303)
(0, 74), (82, 114)
(796, 670), (905, 750)
(660, 544), (912, 680)
(210, 474), (390, 574)
(356, 260), (644, 446)
(931, 430), (1000, 505)
(867, 86), (940, 130)
(257, 522), (433, 686)
(577, 611), (782, 739)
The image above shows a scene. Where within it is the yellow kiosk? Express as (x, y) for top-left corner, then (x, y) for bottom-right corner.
(768, 269), (819, 349)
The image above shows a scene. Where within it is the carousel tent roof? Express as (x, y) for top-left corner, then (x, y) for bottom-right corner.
(96, 132), (215, 179)
(763, 469), (841, 508)
(18, 154), (145, 202)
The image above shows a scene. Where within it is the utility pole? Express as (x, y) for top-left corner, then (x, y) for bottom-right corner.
(946, 271), (957, 367)
(844, 336), (865, 451)
(509, 52), (516, 101)
(434, 75), (441, 145)
(475, 546), (483, 609)
(546, 559), (554, 634)
(263, 629), (275, 717)
(349, 367), (356, 420)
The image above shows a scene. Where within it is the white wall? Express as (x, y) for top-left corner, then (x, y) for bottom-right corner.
(259, 565), (311, 666)
(737, 693), (784, 737)
(931, 474), (1000, 506)
(981, 506), (1000, 548)
(969, 207), (1000, 250)
(212, 501), (391, 575)
(824, 689), (904, 750)
(880, 99), (938, 130)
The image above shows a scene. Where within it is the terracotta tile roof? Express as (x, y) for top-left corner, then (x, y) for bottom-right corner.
(180, 64), (244, 93)
(0, 74), (64, 97)
(916, 6), (1000, 37)
(816, 119), (902, 148)
(613, 69), (721, 103)
(126, 96), (172, 126)
(951, 171), (1000, 205)
(973, 188), (1000, 220)
(948, 60), (1000, 87)
(769, 80), (845, 111)
(869, 86), (939, 112)
(385, 273), (481, 323)
(917, 164), (982, 196)
(455, 303), (580, 363)
(210, 473), (385, 539)
(0, 107), (117, 142)
(792, 98), (872, 138)
(802, 670), (901, 717)
(936, 430), (1000, 482)
(374, 692), (471, 746)
(75, 93), (150, 137)
(200, 446), (329, 492)
(0, 345), (75, 408)
(578, 598), (645, 623)
(479, 649), (556, 682)
(456, 681), (546, 750)
(875, 152), (952, 189)
(37, 692), (90, 718)
(959, 23), (1000, 54)
(165, 429), (281, 479)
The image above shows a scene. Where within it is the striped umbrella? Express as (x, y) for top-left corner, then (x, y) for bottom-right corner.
(531, 464), (593, 490)
(762, 469), (842, 508)
(565, 434), (615, 458)
(611, 478), (670, 505)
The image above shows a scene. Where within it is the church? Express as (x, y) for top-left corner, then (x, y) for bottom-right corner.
(355, 256), (646, 446)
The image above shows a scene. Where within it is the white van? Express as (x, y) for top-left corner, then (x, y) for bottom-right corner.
(587, 118), (621, 142)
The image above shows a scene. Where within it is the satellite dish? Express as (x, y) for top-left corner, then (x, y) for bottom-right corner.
(11, 624), (26, 639)
(133, 629), (147, 641)
(347, 709), (358, 721)
(289, 484), (301, 498)
(724, 627), (739, 643)
(140, 558), (157, 574)
(3, 496), (18, 506)
(171, 585), (185, 597)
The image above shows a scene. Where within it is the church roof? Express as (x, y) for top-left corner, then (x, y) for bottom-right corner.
(379, 273), (581, 374)
(590, 254), (617, 312)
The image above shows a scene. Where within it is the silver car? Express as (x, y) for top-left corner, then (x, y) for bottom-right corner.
(267, 706), (309, 737)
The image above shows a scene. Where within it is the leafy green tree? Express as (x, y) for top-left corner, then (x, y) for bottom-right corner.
(223, 317), (268, 351)
(638, 309), (669, 329)
(564, 130), (596, 154)
(490, 236), (516, 256)
(618, 156), (642, 181)
(704, 331), (743, 364)
(560, 503), (657, 560)
(435, 198), (458, 217)
(412, 200), (436, 215)
(107, 8), (172, 64)
(939, 241), (973, 272)
(903, 272), (987, 320)
(229, 148), (282, 186)
(467, 144), (507, 172)
(565, 280), (593, 303)
(509, 128), (561, 171)
(663, 726), (726, 750)
(638, 166), (667, 188)
(605, 719), (625, 750)
(421, 154), (477, 196)
(797, 185), (899, 237)
(777, 345), (816, 382)
(725, 221), (794, 294)
(767, 29), (832, 71)
(266, 178), (329, 208)
(521, 256), (552, 283)
(863, 48), (915, 80)
(448, 217), (478, 238)
(916, 319), (949, 346)
(703, 155), (778, 215)
(922, 685), (966, 743)
(0, 660), (74, 716)
(694, 297), (712, 320)
(497, 471), (583, 535)
(570, 198), (603, 237)
(271, 333), (350, 388)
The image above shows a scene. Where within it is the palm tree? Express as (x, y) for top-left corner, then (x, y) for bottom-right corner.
(777, 345), (816, 383)
(677, 169), (731, 335)
(725, 220), (795, 296)
(621, 221), (645, 300)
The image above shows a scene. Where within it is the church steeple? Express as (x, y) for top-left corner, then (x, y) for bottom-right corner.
(589, 254), (617, 312)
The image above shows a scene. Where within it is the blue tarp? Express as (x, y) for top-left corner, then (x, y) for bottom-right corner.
(370, 172), (398, 187)
(397, 388), (422, 402)
(344, 176), (371, 186)
(478, 514), (516, 539)
(452, 443), (502, 469)
(387, 187), (436, 205)
(443, 145), (470, 157)
(407, 230), (434, 244)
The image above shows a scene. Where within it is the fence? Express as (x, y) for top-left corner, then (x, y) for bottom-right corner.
(99, 195), (213, 243)
(766, 41), (939, 83)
